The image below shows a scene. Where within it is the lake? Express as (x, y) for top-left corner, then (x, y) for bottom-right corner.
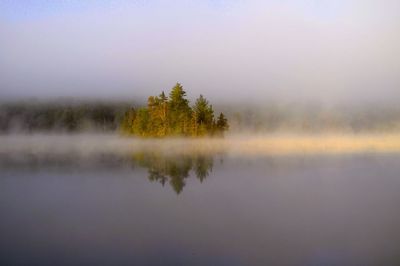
(1, 135), (400, 265)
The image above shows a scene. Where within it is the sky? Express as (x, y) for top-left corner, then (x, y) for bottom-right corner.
(0, 0), (399, 104)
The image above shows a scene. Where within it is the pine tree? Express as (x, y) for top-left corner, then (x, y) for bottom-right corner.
(132, 108), (149, 136)
(120, 108), (136, 134)
(168, 83), (192, 135)
(147, 96), (164, 136)
(193, 95), (214, 136)
(216, 112), (229, 136)
(159, 91), (169, 136)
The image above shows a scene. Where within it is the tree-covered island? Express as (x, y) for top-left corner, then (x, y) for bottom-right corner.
(120, 83), (229, 137)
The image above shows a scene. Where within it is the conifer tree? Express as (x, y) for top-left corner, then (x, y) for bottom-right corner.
(159, 91), (169, 136)
(120, 107), (136, 134)
(132, 108), (149, 136)
(168, 83), (192, 135)
(147, 96), (164, 136)
(193, 95), (214, 136)
(216, 112), (229, 135)
(119, 83), (229, 137)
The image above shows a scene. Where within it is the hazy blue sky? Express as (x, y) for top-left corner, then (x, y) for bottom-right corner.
(0, 0), (399, 103)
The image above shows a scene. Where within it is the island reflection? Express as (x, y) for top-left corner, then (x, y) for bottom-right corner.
(130, 152), (215, 194)
(0, 150), (218, 195)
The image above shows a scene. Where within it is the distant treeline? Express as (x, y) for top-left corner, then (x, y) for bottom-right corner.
(224, 104), (400, 133)
(120, 83), (229, 137)
(1, 98), (400, 134)
(0, 101), (130, 133)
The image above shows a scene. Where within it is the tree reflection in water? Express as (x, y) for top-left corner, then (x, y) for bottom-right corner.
(131, 152), (215, 194)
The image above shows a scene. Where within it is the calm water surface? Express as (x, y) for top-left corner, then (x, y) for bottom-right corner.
(1, 152), (400, 266)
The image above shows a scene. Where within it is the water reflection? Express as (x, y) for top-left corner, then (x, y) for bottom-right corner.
(0, 151), (217, 195)
(131, 152), (214, 194)
(2, 150), (400, 265)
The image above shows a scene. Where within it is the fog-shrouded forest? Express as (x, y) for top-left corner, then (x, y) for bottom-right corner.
(0, 100), (128, 133)
(2, 98), (400, 135)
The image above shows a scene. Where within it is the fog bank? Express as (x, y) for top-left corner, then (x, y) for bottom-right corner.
(2, 134), (400, 158)
(1, 1), (399, 104)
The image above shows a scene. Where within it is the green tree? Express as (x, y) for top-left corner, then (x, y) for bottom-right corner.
(168, 83), (192, 135)
(132, 107), (149, 136)
(192, 95), (214, 136)
(120, 108), (136, 134)
(216, 112), (229, 136)
(147, 96), (163, 136)
(159, 91), (169, 136)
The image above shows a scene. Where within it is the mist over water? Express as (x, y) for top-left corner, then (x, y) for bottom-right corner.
(1, 1), (400, 265)
(2, 133), (400, 159)
(1, 136), (400, 265)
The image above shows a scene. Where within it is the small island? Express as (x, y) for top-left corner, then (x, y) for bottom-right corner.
(120, 83), (229, 137)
